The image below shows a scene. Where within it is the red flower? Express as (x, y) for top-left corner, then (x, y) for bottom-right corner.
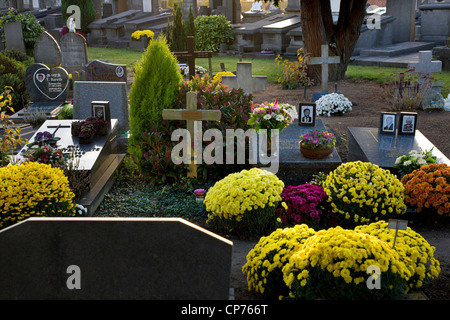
(40, 155), (49, 163)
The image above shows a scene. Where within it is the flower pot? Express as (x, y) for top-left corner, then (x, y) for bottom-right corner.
(78, 132), (95, 144)
(300, 143), (333, 159)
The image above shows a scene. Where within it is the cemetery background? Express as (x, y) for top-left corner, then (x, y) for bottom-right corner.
(1, 0), (450, 301)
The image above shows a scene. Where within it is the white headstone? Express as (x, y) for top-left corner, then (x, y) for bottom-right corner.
(251, 1), (263, 12)
(221, 62), (267, 94)
(309, 44), (340, 92)
(408, 51), (442, 82)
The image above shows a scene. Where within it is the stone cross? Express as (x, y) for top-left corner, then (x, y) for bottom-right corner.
(309, 44), (340, 92)
(173, 36), (213, 78)
(162, 91), (221, 178)
(408, 51), (442, 83)
(221, 62), (267, 94)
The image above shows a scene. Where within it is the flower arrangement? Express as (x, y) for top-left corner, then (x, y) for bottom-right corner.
(401, 163), (450, 216)
(194, 188), (206, 201)
(282, 226), (412, 299)
(316, 92), (352, 116)
(27, 131), (60, 147)
(394, 149), (437, 177)
(213, 71), (235, 83)
(20, 144), (66, 166)
(131, 30), (155, 41)
(0, 162), (77, 229)
(78, 123), (96, 144)
(179, 65), (208, 77)
(247, 98), (295, 134)
(356, 221), (441, 290)
(299, 130), (335, 150)
(242, 224), (316, 299)
(204, 168), (285, 237)
(276, 184), (329, 227)
(323, 161), (407, 226)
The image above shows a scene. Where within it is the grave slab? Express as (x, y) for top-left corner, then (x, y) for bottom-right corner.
(0, 217), (233, 300)
(348, 127), (450, 170)
(16, 119), (123, 214)
(255, 118), (342, 185)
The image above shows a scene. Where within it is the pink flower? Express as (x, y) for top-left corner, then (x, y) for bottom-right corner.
(194, 188), (206, 196)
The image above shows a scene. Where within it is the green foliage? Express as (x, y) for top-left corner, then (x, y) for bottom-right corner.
(167, 2), (186, 52)
(0, 9), (45, 56)
(61, 0), (96, 33)
(128, 35), (183, 177)
(194, 15), (233, 52)
(0, 51), (30, 111)
(58, 104), (74, 120)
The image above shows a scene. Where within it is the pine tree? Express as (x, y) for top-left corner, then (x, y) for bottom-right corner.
(168, 2), (185, 52)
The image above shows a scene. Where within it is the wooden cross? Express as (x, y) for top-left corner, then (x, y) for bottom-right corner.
(162, 91), (221, 178)
(173, 36), (213, 79)
(309, 44), (340, 92)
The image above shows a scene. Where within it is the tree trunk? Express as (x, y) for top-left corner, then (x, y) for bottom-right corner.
(300, 0), (368, 84)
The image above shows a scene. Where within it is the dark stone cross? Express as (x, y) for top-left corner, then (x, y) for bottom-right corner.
(173, 36), (213, 79)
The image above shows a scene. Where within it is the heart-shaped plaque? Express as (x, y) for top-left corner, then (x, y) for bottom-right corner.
(25, 63), (69, 103)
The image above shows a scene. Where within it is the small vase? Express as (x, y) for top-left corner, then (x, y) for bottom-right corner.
(260, 136), (278, 158)
(300, 143), (334, 159)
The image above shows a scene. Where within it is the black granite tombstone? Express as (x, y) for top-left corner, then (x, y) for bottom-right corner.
(256, 118), (342, 185)
(348, 127), (450, 170)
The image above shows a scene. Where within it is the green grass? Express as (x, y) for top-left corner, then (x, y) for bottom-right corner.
(87, 47), (450, 96)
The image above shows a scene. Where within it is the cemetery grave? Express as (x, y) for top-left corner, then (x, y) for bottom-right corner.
(1, 1), (450, 304)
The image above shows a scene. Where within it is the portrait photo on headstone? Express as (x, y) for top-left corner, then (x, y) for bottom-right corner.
(379, 112), (397, 134)
(91, 101), (111, 122)
(399, 112), (417, 135)
(298, 103), (316, 126)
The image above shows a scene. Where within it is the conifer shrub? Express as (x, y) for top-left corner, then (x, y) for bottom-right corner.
(166, 2), (186, 52)
(128, 35), (183, 180)
(0, 52), (30, 111)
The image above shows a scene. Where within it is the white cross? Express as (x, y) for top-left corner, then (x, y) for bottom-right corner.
(162, 91), (221, 178)
(309, 44), (340, 92)
(221, 62), (267, 94)
(408, 51), (442, 83)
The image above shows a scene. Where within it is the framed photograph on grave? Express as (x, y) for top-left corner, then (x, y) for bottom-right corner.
(379, 112), (397, 134)
(298, 103), (316, 126)
(399, 112), (417, 135)
(91, 101), (111, 122)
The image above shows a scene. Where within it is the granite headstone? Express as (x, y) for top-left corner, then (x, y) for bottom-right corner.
(73, 81), (129, 134)
(34, 31), (62, 67)
(348, 127), (450, 169)
(60, 32), (89, 74)
(222, 62), (267, 94)
(0, 217), (233, 300)
(4, 20), (26, 53)
(85, 60), (127, 82)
